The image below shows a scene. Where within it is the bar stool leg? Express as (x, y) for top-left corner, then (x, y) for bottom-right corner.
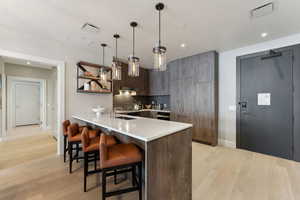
(102, 169), (107, 200)
(138, 163), (142, 200)
(63, 135), (67, 163)
(69, 142), (73, 174)
(94, 152), (97, 171)
(84, 152), (88, 192)
(132, 166), (136, 186)
(114, 170), (117, 184)
(76, 143), (79, 163)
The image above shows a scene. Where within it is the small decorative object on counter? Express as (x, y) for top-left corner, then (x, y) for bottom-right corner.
(92, 106), (105, 119)
(145, 104), (152, 109)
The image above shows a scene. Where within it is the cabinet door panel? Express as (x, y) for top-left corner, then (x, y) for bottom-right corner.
(149, 70), (169, 96)
(169, 51), (218, 145)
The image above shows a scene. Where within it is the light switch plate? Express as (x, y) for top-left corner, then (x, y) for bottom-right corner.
(229, 105), (236, 112)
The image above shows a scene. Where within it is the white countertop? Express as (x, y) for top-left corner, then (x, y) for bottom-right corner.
(115, 109), (171, 114)
(72, 113), (192, 142)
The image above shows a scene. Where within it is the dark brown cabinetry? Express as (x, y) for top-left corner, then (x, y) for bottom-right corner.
(169, 51), (219, 146)
(149, 69), (169, 96)
(113, 62), (149, 96)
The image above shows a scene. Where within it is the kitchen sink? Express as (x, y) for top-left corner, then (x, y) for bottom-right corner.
(115, 116), (136, 120)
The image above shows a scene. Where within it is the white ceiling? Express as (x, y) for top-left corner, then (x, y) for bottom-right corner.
(0, 0), (300, 68)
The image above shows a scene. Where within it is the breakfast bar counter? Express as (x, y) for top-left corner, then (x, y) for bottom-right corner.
(73, 113), (192, 200)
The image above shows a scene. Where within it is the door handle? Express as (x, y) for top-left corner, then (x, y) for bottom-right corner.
(238, 101), (248, 112)
(238, 101), (247, 108)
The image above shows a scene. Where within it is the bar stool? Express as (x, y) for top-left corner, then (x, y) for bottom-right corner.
(99, 133), (143, 200)
(67, 123), (90, 173)
(63, 120), (89, 163)
(81, 128), (117, 192)
(62, 120), (71, 163)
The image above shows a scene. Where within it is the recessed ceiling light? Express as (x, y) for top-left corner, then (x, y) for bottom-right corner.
(261, 32), (268, 38)
(180, 43), (186, 48)
(26, 61), (31, 65)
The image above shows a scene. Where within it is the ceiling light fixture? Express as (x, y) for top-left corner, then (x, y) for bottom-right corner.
(180, 43), (186, 48)
(153, 3), (167, 71)
(112, 34), (122, 80)
(100, 43), (107, 80)
(128, 22), (140, 77)
(26, 61), (31, 65)
(261, 32), (268, 38)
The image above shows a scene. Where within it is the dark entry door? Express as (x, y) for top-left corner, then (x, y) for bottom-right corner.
(238, 50), (293, 159)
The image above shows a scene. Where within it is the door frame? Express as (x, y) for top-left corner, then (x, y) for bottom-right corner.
(0, 49), (65, 155)
(7, 76), (46, 129)
(236, 45), (297, 158)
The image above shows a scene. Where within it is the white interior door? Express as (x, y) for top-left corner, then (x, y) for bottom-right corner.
(15, 83), (41, 126)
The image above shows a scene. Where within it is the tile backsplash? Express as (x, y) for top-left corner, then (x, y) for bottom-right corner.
(113, 95), (170, 110)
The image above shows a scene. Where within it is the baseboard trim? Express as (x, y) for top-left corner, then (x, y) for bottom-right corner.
(218, 139), (236, 148)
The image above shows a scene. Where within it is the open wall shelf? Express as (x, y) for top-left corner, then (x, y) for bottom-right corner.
(76, 61), (112, 94)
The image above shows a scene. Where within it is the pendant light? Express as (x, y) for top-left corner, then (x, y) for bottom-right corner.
(128, 22), (140, 77)
(153, 3), (167, 71)
(112, 34), (122, 80)
(100, 43), (107, 81)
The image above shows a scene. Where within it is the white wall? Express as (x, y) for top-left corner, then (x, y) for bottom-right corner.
(0, 26), (113, 125)
(219, 33), (300, 148)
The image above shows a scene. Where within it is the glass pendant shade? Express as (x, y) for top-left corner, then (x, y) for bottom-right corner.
(100, 43), (107, 81)
(128, 56), (140, 77)
(100, 68), (107, 81)
(153, 3), (167, 71)
(112, 34), (122, 80)
(153, 46), (167, 71)
(112, 60), (122, 80)
(128, 22), (140, 77)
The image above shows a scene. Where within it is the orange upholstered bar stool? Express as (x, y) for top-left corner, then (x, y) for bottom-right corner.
(99, 133), (143, 200)
(81, 128), (117, 192)
(62, 120), (71, 163)
(67, 123), (91, 173)
(62, 120), (89, 163)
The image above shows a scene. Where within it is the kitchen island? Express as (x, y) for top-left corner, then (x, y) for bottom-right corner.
(73, 113), (192, 200)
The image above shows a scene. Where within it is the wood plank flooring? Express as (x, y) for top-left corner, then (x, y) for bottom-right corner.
(0, 133), (56, 170)
(192, 143), (300, 200)
(1, 136), (300, 200)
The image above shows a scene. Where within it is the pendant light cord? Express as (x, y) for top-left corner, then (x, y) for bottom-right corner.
(115, 37), (118, 60)
(102, 45), (105, 66)
(159, 9), (161, 46)
(133, 26), (135, 57)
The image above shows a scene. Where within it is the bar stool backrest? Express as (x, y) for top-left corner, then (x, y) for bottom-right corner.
(81, 128), (90, 152)
(62, 120), (70, 135)
(68, 123), (79, 139)
(99, 134), (108, 167)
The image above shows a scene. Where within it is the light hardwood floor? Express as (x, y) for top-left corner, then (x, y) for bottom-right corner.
(1, 140), (300, 200)
(6, 125), (53, 140)
(0, 133), (56, 170)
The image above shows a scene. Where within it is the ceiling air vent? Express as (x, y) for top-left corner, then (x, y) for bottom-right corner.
(81, 23), (99, 33)
(251, 2), (274, 18)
